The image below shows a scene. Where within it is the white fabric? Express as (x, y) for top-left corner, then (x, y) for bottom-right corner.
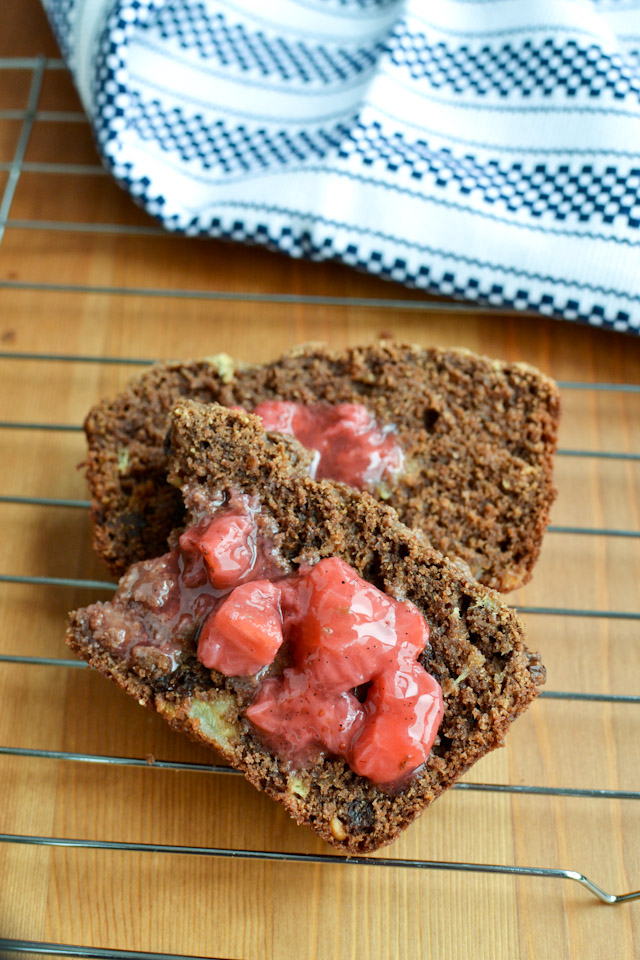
(43, 0), (640, 332)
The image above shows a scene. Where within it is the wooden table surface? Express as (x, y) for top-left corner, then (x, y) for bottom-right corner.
(1, 4), (639, 958)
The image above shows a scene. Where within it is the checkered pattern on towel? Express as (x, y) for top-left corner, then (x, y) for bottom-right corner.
(43, 0), (640, 332)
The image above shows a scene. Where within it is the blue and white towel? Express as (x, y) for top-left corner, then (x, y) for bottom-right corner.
(43, 0), (640, 333)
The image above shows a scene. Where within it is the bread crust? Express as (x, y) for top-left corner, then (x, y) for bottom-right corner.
(83, 341), (560, 591)
(68, 403), (545, 853)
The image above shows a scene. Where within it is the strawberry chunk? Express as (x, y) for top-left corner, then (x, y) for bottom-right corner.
(246, 668), (364, 764)
(197, 580), (283, 676)
(291, 558), (405, 689)
(249, 401), (404, 489)
(350, 662), (444, 786)
(180, 512), (256, 590)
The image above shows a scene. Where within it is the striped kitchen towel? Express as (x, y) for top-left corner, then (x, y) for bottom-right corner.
(43, 0), (640, 333)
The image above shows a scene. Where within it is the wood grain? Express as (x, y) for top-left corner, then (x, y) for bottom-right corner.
(0, 3), (639, 957)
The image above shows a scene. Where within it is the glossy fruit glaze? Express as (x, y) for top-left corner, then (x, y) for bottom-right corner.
(105, 499), (443, 790)
(247, 401), (405, 490)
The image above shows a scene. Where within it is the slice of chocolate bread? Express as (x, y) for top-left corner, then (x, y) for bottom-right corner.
(67, 402), (545, 853)
(84, 341), (560, 591)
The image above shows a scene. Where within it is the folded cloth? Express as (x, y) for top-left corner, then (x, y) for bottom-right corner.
(43, 0), (640, 333)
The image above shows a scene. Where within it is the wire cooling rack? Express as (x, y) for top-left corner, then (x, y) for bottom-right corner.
(0, 53), (639, 960)
(0, 376), (638, 960)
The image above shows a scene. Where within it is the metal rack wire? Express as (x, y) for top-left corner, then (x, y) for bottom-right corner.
(0, 53), (639, 960)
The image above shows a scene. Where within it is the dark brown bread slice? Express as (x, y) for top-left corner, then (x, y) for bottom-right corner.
(84, 341), (560, 591)
(67, 402), (545, 853)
